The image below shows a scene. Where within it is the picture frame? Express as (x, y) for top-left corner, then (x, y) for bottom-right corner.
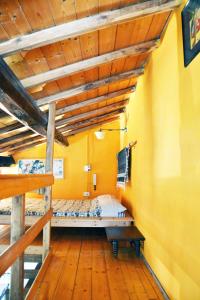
(18, 159), (64, 179)
(53, 159), (64, 179)
(182, 0), (200, 67)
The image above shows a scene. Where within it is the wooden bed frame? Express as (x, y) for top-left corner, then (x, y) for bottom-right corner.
(0, 213), (134, 228)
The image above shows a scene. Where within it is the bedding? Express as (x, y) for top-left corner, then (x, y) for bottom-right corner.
(95, 194), (127, 217)
(0, 196), (127, 218)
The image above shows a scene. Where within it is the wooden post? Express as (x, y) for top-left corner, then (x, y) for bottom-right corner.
(43, 103), (56, 259)
(10, 194), (25, 300)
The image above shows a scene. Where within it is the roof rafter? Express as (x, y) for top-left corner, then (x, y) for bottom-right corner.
(56, 99), (128, 128)
(21, 40), (158, 88)
(64, 117), (120, 137)
(36, 69), (141, 107)
(0, 131), (37, 148)
(0, 57), (68, 147)
(0, 0), (181, 57)
(0, 135), (45, 154)
(60, 109), (124, 133)
(0, 108), (124, 154)
(0, 87), (133, 135)
(55, 87), (133, 116)
(0, 110), (7, 119)
(9, 140), (46, 155)
(0, 122), (23, 135)
(4, 115), (121, 154)
(0, 100), (127, 147)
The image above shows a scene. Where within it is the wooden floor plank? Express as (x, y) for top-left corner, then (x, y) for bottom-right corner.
(52, 232), (71, 257)
(138, 259), (165, 300)
(135, 258), (158, 299)
(0, 227), (164, 300)
(38, 254), (66, 299)
(72, 237), (92, 300)
(125, 257), (149, 300)
(103, 240), (130, 300)
(53, 239), (82, 300)
(92, 238), (111, 300)
(119, 253), (139, 300)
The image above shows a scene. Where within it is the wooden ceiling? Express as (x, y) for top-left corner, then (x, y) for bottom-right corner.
(0, 0), (181, 154)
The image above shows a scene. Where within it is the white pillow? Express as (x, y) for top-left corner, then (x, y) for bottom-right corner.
(94, 194), (127, 217)
(95, 194), (113, 203)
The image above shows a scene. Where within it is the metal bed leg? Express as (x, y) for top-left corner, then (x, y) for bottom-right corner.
(112, 240), (119, 257)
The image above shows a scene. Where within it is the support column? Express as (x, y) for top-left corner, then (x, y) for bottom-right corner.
(43, 103), (56, 259)
(10, 194), (25, 300)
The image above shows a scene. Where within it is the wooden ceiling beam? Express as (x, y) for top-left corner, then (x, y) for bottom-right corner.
(55, 87), (134, 116)
(0, 110), (7, 119)
(1, 111), (123, 154)
(9, 140), (46, 155)
(21, 40), (158, 88)
(0, 89), (48, 134)
(0, 57), (68, 147)
(0, 99), (128, 145)
(9, 117), (119, 154)
(36, 69), (141, 107)
(0, 135), (45, 154)
(0, 122), (22, 135)
(64, 117), (120, 137)
(0, 130), (37, 148)
(60, 109), (125, 133)
(0, 87), (133, 135)
(0, 107), (124, 153)
(0, 0), (181, 57)
(3, 114), (121, 154)
(56, 100), (128, 128)
(0, 57), (46, 134)
(0, 124), (66, 148)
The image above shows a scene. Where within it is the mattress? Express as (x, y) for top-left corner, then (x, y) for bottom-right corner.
(0, 196), (127, 218)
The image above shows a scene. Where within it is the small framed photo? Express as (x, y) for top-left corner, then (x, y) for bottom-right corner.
(53, 159), (64, 179)
(182, 0), (200, 67)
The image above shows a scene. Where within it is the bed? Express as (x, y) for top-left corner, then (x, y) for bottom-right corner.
(0, 195), (133, 227)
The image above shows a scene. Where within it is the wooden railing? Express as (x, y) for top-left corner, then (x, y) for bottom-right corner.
(0, 174), (53, 199)
(0, 174), (54, 300)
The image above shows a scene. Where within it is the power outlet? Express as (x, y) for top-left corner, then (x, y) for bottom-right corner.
(83, 165), (91, 172)
(83, 191), (90, 197)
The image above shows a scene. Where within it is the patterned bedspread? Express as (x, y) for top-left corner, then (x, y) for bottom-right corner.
(0, 198), (104, 218)
(52, 199), (102, 217)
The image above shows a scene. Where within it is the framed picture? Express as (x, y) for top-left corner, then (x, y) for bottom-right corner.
(18, 159), (64, 179)
(182, 0), (200, 67)
(18, 159), (45, 174)
(53, 159), (64, 179)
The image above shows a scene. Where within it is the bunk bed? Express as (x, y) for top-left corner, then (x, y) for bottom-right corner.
(0, 194), (133, 228)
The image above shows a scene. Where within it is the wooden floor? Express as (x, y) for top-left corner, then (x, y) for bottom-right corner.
(0, 226), (164, 300)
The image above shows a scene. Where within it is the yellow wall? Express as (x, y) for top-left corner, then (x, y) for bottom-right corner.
(14, 120), (120, 199)
(120, 4), (200, 300)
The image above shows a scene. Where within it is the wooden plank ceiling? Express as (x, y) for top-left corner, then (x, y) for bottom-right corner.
(0, 0), (181, 154)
